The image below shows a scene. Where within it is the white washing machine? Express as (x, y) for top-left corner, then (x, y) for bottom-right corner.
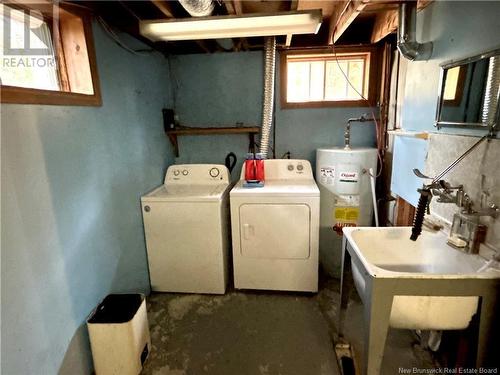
(230, 159), (320, 292)
(141, 164), (231, 294)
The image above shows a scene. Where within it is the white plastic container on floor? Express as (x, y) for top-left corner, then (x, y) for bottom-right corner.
(87, 294), (151, 375)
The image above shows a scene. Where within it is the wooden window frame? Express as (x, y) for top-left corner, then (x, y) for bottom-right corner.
(1, 3), (101, 106)
(280, 45), (381, 109)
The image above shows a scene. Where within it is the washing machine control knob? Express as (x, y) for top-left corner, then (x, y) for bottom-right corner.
(182, 170), (188, 176)
(209, 167), (220, 178)
(297, 164), (304, 171)
(173, 170), (180, 176)
(287, 164), (294, 171)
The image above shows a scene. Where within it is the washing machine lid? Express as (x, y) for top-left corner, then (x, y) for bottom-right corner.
(230, 179), (319, 197)
(142, 184), (230, 202)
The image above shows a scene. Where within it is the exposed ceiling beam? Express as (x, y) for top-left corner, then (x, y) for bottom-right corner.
(328, 0), (370, 45)
(151, 0), (174, 18)
(371, 0), (433, 43)
(233, 0), (243, 15)
(285, 0), (298, 46)
(76, 1), (166, 54)
(151, 0), (218, 53)
(223, 0), (235, 15)
(223, 0), (247, 52)
(371, 7), (398, 43)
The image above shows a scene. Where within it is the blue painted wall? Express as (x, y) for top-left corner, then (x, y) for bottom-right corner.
(392, 1), (500, 202)
(401, 1), (500, 135)
(170, 51), (377, 179)
(1, 23), (172, 374)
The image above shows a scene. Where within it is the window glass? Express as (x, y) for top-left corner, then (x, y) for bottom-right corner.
(287, 61), (309, 102)
(286, 53), (369, 104)
(1, 3), (101, 106)
(0, 5), (60, 90)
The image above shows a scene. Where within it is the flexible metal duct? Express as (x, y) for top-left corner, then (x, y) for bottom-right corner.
(259, 36), (276, 159)
(481, 56), (500, 125)
(179, 0), (214, 17)
(397, 1), (432, 61)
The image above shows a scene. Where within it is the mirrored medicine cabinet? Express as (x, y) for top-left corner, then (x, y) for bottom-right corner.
(435, 47), (500, 132)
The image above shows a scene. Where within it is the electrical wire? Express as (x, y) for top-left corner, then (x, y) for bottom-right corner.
(118, 0), (141, 21)
(330, 27), (384, 178)
(97, 16), (154, 55)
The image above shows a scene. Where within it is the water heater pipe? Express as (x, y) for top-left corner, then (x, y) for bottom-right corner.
(259, 37), (276, 159)
(397, 1), (432, 61)
(369, 167), (379, 227)
(344, 115), (376, 150)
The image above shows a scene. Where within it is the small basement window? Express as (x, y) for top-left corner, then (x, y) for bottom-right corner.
(0, 2), (101, 106)
(280, 47), (380, 109)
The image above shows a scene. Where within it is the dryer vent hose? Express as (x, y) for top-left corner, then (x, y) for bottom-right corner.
(259, 37), (276, 159)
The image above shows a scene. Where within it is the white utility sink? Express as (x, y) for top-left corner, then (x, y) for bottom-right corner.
(339, 226), (500, 374)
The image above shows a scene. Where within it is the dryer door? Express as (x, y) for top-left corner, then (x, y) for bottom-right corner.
(239, 204), (310, 259)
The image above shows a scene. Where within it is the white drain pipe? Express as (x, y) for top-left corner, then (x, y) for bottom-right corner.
(369, 168), (379, 227)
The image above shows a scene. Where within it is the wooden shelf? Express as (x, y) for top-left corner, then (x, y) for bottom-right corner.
(166, 126), (260, 157)
(387, 130), (429, 140)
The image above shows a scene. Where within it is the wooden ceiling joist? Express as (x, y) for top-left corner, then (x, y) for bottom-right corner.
(233, 0), (243, 15)
(371, 8), (398, 43)
(328, 0), (370, 45)
(371, 0), (433, 43)
(151, 0), (174, 18)
(223, 0), (235, 15)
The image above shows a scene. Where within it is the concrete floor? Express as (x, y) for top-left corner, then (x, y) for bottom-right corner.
(142, 277), (436, 375)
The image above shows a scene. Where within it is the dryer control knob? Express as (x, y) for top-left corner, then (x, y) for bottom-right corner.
(173, 170), (180, 176)
(287, 164), (294, 171)
(182, 170), (189, 176)
(209, 167), (220, 178)
(297, 164), (304, 171)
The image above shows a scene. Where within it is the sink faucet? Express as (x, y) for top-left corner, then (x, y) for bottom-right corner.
(409, 180), (467, 241)
(410, 133), (493, 241)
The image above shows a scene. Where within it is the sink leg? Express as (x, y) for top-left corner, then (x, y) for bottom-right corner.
(364, 284), (393, 375)
(338, 240), (354, 338)
(476, 294), (497, 367)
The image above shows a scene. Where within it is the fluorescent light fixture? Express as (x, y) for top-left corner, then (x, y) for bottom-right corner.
(140, 10), (322, 42)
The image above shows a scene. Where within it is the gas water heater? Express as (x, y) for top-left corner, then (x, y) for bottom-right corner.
(316, 147), (378, 277)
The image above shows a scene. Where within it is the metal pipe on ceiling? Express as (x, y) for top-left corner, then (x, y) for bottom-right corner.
(397, 1), (432, 61)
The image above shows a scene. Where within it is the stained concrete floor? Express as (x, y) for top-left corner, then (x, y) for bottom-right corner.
(142, 277), (436, 375)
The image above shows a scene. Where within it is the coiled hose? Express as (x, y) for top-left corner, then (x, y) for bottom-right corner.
(410, 187), (431, 241)
(259, 36), (276, 159)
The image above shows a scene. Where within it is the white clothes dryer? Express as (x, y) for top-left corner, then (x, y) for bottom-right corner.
(230, 159), (320, 292)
